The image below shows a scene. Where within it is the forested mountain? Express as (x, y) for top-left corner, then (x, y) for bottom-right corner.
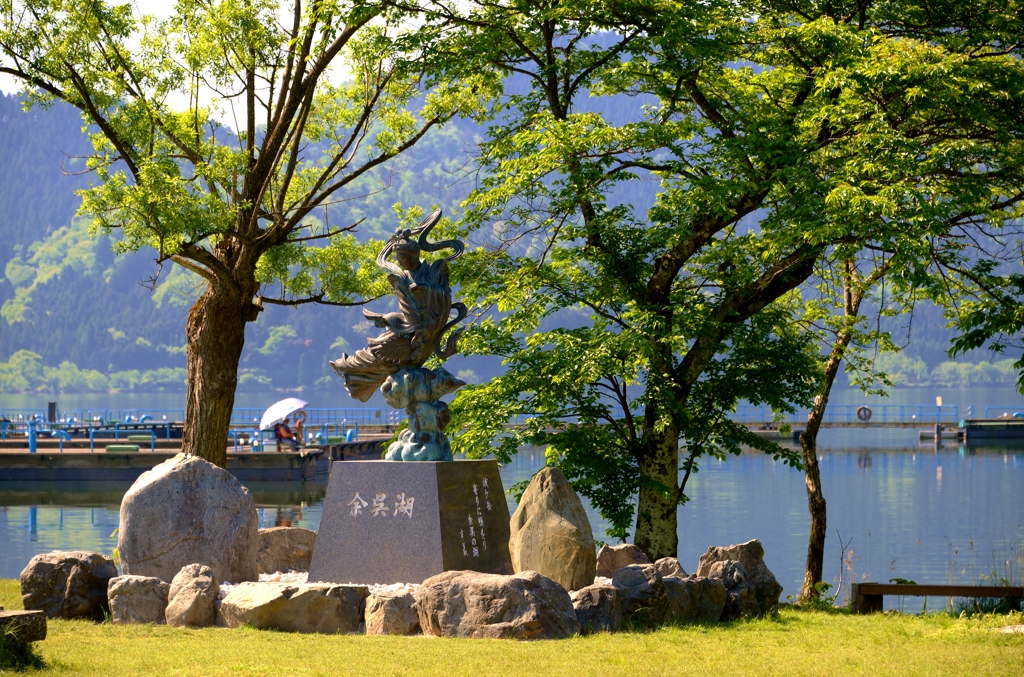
(0, 92), (489, 393)
(0, 92), (1014, 393)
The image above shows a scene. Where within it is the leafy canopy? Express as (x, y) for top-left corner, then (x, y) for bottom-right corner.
(428, 0), (1024, 541)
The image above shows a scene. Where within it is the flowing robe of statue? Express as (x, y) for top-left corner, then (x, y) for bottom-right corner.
(330, 209), (467, 461)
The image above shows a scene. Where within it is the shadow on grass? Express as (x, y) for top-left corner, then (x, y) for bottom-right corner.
(780, 601), (851, 616)
(613, 607), (803, 635)
(0, 635), (45, 672)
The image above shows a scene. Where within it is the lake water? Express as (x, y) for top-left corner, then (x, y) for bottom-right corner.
(2, 387), (1023, 612)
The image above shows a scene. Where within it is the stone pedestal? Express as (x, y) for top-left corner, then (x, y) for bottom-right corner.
(0, 610), (47, 644)
(308, 460), (513, 585)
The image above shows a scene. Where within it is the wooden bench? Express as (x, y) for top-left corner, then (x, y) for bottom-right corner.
(852, 583), (1024, 613)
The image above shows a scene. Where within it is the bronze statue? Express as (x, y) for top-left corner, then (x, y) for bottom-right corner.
(330, 209), (468, 461)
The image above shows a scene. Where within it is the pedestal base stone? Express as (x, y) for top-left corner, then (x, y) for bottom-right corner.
(308, 460), (513, 585)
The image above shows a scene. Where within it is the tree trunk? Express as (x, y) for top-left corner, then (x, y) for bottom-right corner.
(798, 407), (828, 602)
(634, 425), (681, 561)
(181, 286), (254, 467)
(798, 264), (866, 602)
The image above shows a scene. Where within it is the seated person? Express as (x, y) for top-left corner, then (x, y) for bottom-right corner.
(273, 418), (299, 450)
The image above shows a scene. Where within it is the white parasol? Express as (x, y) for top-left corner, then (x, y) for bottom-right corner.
(259, 398), (309, 430)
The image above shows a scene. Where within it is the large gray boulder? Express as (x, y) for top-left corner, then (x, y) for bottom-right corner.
(165, 563), (218, 628)
(220, 582), (368, 634)
(20, 551), (118, 621)
(365, 590), (420, 636)
(570, 584), (621, 633)
(663, 576), (726, 623)
(595, 544), (650, 578)
(118, 454), (259, 584)
(108, 575), (170, 625)
(418, 570), (581, 639)
(611, 564), (669, 626)
(696, 539), (782, 616)
(509, 467), (596, 591)
(257, 527), (317, 574)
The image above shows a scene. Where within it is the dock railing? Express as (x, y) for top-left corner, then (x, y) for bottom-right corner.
(504, 403), (964, 427)
(983, 406), (1024, 420)
(725, 403), (960, 425)
(229, 407), (405, 429)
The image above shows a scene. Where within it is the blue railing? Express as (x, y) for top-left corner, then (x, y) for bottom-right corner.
(504, 403), (966, 427)
(116, 409), (183, 423)
(983, 406), (1024, 419)
(725, 403), (960, 425)
(0, 408), (185, 426)
(229, 407), (405, 428)
(0, 409), (49, 423)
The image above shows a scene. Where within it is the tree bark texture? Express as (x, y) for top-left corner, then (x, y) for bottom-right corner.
(634, 425), (681, 561)
(181, 286), (257, 467)
(798, 405), (829, 602)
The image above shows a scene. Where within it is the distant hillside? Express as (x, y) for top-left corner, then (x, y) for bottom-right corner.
(0, 92), (1011, 394)
(0, 93), (492, 394)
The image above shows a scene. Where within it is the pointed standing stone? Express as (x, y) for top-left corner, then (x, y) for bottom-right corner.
(509, 467), (596, 591)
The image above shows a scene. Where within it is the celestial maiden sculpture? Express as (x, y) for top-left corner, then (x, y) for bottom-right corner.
(330, 209), (467, 461)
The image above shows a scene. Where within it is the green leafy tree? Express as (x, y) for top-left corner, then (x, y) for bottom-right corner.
(1, 0), (492, 464)
(795, 249), (902, 602)
(790, 0), (1024, 601)
(426, 0), (1024, 558)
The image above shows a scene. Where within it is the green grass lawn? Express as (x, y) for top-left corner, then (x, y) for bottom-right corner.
(2, 579), (1022, 676)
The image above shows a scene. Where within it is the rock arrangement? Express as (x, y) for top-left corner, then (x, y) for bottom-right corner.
(611, 564), (670, 625)
(654, 556), (687, 579)
(664, 576), (727, 622)
(16, 544), (780, 638)
(118, 453), (259, 584)
(571, 564), (728, 631)
(17, 464), (781, 640)
(509, 467), (596, 592)
(570, 583), (621, 633)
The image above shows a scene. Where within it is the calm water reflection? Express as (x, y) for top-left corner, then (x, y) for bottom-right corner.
(3, 442), (1022, 613)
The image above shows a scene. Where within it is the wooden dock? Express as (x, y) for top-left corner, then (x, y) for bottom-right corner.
(0, 438), (387, 482)
(963, 418), (1024, 442)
